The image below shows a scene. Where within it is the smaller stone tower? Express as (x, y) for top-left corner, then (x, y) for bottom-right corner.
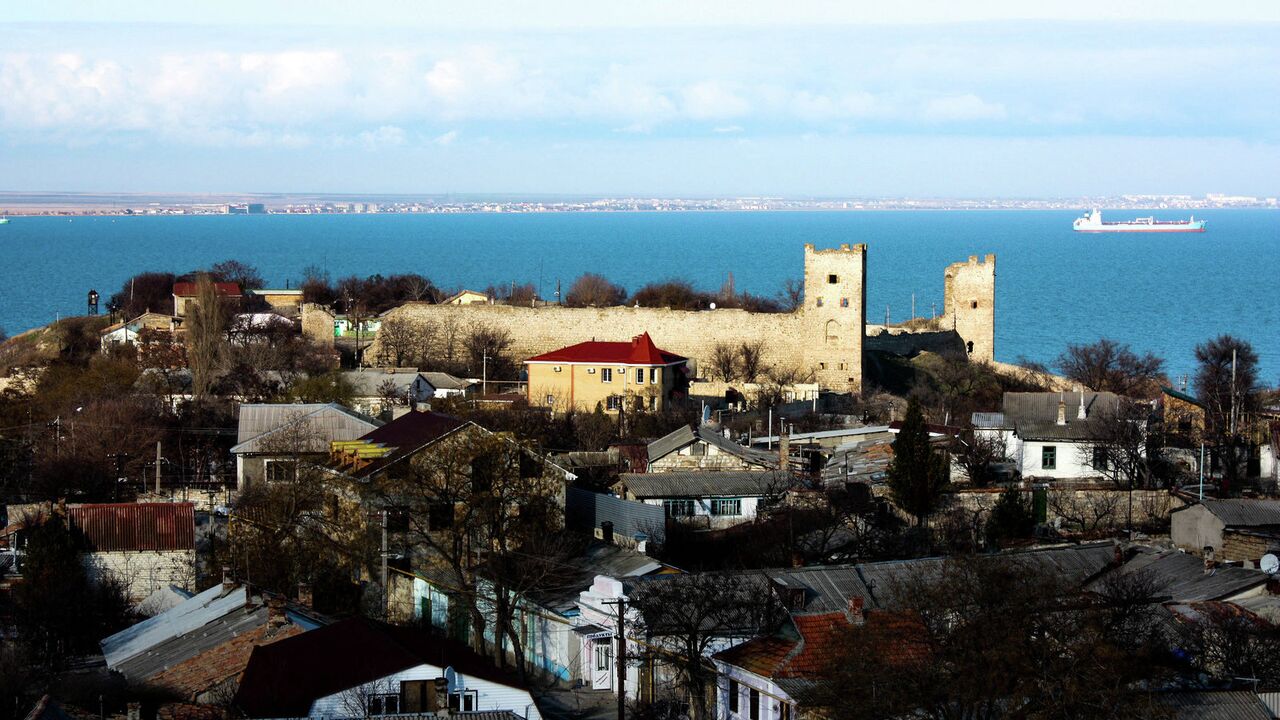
(942, 254), (996, 362)
(803, 243), (867, 391)
(301, 303), (336, 349)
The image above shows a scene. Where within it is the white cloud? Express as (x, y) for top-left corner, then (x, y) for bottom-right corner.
(432, 129), (459, 146)
(680, 81), (749, 119)
(712, 125), (743, 133)
(921, 94), (1007, 122)
(358, 125), (407, 149)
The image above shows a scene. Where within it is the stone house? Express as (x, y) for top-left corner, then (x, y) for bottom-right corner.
(647, 423), (780, 473)
(1159, 385), (1206, 445)
(233, 617), (543, 720)
(442, 289), (490, 305)
(338, 370), (464, 417)
(172, 281), (242, 318)
(231, 403), (381, 491)
(613, 471), (793, 530)
(1171, 499), (1280, 566)
(245, 288), (304, 317)
(68, 502), (197, 600)
(524, 333), (690, 415)
(99, 312), (182, 351)
(973, 391), (1126, 482)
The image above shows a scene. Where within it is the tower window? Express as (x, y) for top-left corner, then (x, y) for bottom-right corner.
(971, 300), (978, 309)
(840, 298), (849, 307)
(827, 274), (838, 284)
(966, 341), (974, 353)
(815, 298), (823, 307)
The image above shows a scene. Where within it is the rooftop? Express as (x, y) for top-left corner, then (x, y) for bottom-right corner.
(232, 402), (382, 455)
(525, 332), (685, 366)
(617, 470), (792, 499)
(647, 423), (780, 469)
(172, 281), (241, 297)
(993, 391), (1126, 441)
(68, 502), (195, 552)
(1177, 498), (1280, 527)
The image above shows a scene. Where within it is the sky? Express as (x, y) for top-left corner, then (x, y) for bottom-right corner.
(2, 1), (1278, 197)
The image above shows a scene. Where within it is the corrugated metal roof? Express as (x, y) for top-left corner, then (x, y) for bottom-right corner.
(618, 470), (791, 499)
(565, 486), (665, 544)
(999, 391), (1126, 441)
(102, 584), (249, 668)
(232, 403), (382, 455)
(646, 424), (778, 468)
(971, 412), (1006, 428)
(1159, 691), (1273, 720)
(419, 371), (473, 391)
(116, 602), (272, 682)
(1198, 499), (1280, 527)
(339, 370), (423, 396)
(1097, 548), (1270, 602)
(68, 503), (195, 552)
(751, 425), (892, 446)
(765, 565), (870, 614)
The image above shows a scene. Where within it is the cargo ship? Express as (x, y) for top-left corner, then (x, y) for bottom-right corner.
(1072, 209), (1205, 233)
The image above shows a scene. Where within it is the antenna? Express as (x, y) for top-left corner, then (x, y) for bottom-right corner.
(1262, 554), (1279, 575)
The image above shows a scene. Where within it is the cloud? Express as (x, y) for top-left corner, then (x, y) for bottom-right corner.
(680, 81), (749, 119)
(358, 125), (406, 149)
(921, 94), (1007, 122)
(432, 130), (459, 146)
(712, 125), (743, 133)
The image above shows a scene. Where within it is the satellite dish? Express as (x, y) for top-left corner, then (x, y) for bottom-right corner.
(1261, 554), (1279, 575)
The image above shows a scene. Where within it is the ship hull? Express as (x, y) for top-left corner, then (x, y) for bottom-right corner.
(1074, 225), (1206, 233)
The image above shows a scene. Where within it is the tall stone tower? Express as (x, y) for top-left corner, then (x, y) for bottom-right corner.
(803, 243), (866, 391)
(942, 254), (996, 362)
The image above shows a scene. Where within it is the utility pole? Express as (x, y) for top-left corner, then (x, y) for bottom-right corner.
(1230, 347), (1238, 437)
(911, 293), (915, 320)
(156, 441), (162, 495)
(482, 351), (490, 397)
(381, 509), (389, 620)
(603, 598), (627, 720)
(885, 305), (889, 326)
(108, 452), (129, 502)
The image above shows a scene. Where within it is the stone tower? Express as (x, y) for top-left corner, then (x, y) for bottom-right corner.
(803, 243), (866, 391)
(942, 254), (996, 362)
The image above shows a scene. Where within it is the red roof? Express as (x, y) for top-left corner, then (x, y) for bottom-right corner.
(526, 332), (685, 366)
(172, 282), (242, 297)
(67, 502), (195, 552)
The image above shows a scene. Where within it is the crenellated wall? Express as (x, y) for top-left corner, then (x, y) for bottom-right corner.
(372, 244), (995, 392)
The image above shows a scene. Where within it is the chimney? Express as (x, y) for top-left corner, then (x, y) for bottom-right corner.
(297, 581), (313, 608)
(779, 426), (790, 472)
(847, 596), (865, 624)
(222, 566), (235, 592)
(1203, 546), (1216, 574)
(1056, 393), (1066, 426)
(266, 595), (289, 631)
(1078, 391), (1087, 421)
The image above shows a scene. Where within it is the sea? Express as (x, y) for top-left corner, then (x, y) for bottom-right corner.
(2, 209), (1276, 384)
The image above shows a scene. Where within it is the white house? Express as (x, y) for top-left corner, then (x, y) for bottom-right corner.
(231, 403), (382, 490)
(973, 391), (1126, 482)
(234, 617), (543, 720)
(99, 312), (182, 351)
(613, 471), (792, 530)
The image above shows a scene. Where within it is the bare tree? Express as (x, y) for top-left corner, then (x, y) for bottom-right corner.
(1057, 338), (1165, 398)
(1047, 489), (1122, 535)
(628, 573), (786, 720)
(778, 278), (804, 312)
(376, 317), (428, 368)
(738, 340), (766, 383)
(464, 323), (515, 380)
(1083, 400), (1163, 490)
(708, 342), (738, 382)
(565, 273), (627, 307)
(953, 429), (1007, 487)
(185, 275), (231, 397)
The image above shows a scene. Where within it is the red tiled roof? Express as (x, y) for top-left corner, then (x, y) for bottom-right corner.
(526, 333), (685, 366)
(67, 503), (195, 552)
(714, 635), (798, 678)
(172, 282), (242, 297)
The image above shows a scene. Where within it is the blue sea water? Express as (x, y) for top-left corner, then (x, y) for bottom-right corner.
(1, 209), (1276, 384)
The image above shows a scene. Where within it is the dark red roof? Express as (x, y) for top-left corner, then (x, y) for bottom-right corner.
(67, 503), (195, 552)
(526, 332), (685, 365)
(234, 618), (527, 718)
(361, 411), (466, 448)
(172, 282), (242, 297)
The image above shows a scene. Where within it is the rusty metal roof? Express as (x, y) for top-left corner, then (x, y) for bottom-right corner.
(68, 502), (195, 552)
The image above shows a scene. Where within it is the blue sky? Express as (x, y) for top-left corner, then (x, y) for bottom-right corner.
(3, 1), (1278, 196)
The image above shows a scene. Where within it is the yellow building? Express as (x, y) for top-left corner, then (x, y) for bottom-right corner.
(525, 333), (688, 414)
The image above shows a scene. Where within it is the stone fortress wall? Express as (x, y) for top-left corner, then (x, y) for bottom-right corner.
(371, 244), (996, 392)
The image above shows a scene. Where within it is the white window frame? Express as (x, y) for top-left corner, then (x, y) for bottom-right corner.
(606, 395), (622, 411)
(1042, 445), (1057, 470)
(664, 499), (695, 517)
(601, 368), (613, 383)
(710, 498), (742, 516)
(650, 367), (659, 384)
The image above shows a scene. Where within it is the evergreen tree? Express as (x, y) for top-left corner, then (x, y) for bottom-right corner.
(985, 486), (1035, 549)
(887, 398), (949, 526)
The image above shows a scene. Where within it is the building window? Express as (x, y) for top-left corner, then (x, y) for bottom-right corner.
(1042, 446), (1057, 470)
(840, 297), (849, 307)
(368, 694), (399, 716)
(265, 460), (297, 483)
(749, 689), (760, 720)
(729, 680), (740, 714)
(595, 641), (612, 671)
(815, 298), (823, 307)
(966, 341), (974, 354)
(780, 702), (792, 720)
(601, 368), (613, 383)
(650, 368), (659, 384)
(827, 274), (838, 284)
(448, 691), (477, 713)
(1092, 447), (1108, 470)
(606, 395), (622, 411)
(711, 498), (742, 516)
(971, 300), (978, 309)
(546, 394), (556, 405)
(636, 368), (645, 384)
(664, 499), (695, 517)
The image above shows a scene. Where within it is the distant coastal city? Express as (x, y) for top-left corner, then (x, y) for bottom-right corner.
(0, 192), (1275, 216)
